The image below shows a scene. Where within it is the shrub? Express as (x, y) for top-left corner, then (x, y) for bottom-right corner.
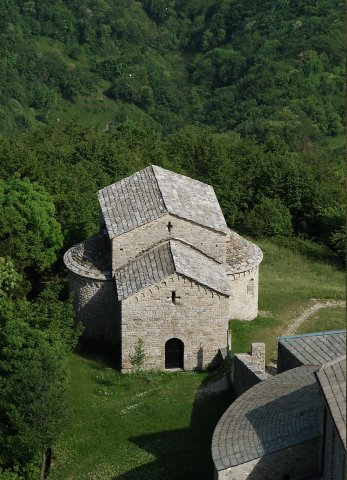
(244, 197), (293, 238)
(129, 338), (146, 372)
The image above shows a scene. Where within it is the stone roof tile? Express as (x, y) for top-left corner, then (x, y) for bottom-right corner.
(278, 330), (346, 367)
(63, 230), (112, 280)
(97, 166), (228, 239)
(114, 240), (231, 300)
(225, 230), (263, 274)
(212, 366), (320, 471)
(315, 356), (346, 449)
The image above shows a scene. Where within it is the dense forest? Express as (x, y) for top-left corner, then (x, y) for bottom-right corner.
(0, 0), (345, 478)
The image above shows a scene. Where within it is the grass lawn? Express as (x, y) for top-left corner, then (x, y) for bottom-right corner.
(48, 352), (232, 480)
(49, 240), (345, 479)
(296, 306), (346, 335)
(230, 240), (345, 361)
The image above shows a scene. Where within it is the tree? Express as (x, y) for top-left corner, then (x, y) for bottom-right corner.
(244, 197), (293, 238)
(0, 282), (80, 479)
(0, 258), (23, 298)
(0, 320), (67, 480)
(0, 175), (63, 272)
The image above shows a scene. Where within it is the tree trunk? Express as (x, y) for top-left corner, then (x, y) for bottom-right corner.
(40, 448), (46, 480)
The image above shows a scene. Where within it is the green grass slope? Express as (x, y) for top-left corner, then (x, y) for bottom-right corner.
(48, 355), (231, 480)
(48, 241), (345, 479)
(230, 239), (345, 360)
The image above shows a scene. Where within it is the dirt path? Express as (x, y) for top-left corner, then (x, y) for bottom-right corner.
(267, 299), (345, 370)
(282, 299), (345, 337)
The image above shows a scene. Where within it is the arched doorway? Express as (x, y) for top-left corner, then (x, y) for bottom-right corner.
(165, 338), (184, 369)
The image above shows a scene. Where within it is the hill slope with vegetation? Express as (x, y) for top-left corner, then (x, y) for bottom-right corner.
(0, 1), (345, 478)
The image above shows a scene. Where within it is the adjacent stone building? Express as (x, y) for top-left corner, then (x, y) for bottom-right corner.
(64, 165), (262, 371)
(212, 330), (346, 480)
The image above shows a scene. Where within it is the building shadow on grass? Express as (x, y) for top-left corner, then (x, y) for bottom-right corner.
(75, 338), (121, 370)
(112, 375), (235, 480)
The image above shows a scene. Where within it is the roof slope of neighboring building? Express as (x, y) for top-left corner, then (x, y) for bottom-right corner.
(315, 355), (346, 449)
(114, 240), (231, 300)
(97, 165), (228, 239)
(225, 229), (263, 274)
(212, 366), (320, 472)
(63, 230), (112, 280)
(278, 330), (346, 367)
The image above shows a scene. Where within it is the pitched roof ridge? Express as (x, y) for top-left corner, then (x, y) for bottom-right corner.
(316, 354), (346, 371)
(169, 238), (224, 265)
(150, 164), (168, 212)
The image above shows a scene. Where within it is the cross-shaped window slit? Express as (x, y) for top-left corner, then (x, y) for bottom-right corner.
(170, 291), (180, 304)
(167, 221), (173, 233)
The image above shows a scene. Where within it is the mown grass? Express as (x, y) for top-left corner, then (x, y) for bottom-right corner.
(48, 353), (232, 480)
(230, 239), (345, 361)
(296, 306), (346, 335)
(49, 240), (345, 478)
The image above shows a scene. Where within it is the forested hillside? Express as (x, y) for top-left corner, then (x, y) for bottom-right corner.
(0, 1), (345, 478)
(1, 0), (345, 142)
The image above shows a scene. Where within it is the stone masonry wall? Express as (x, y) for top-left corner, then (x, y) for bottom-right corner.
(121, 274), (230, 371)
(111, 213), (227, 271)
(69, 272), (120, 345)
(233, 353), (268, 396)
(228, 267), (259, 320)
(216, 438), (320, 480)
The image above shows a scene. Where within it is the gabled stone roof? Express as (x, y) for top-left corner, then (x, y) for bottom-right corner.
(63, 230), (112, 280)
(315, 356), (346, 449)
(278, 330), (346, 367)
(225, 229), (263, 274)
(97, 165), (228, 239)
(114, 240), (231, 300)
(212, 366), (320, 471)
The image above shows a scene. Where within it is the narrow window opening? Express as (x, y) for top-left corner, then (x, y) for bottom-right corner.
(120, 248), (123, 251)
(170, 291), (181, 304)
(247, 278), (255, 295)
(167, 221), (173, 233)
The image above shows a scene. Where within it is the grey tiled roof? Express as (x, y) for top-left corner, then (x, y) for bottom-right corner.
(225, 229), (263, 274)
(114, 240), (231, 300)
(278, 330), (346, 367)
(152, 165), (228, 234)
(63, 230), (112, 280)
(212, 366), (321, 471)
(315, 356), (346, 449)
(97, 166), (228, 239)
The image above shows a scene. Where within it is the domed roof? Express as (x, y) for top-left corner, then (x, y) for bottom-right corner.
(63, 230), (112, 280)
(225, 229), (263, 274)
(212, 366), (320, 472)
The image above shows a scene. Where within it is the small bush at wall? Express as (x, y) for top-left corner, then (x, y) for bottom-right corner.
(129, 338), (146, 372)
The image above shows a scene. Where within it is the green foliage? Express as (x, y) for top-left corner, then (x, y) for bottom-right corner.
(0, 282), (80, 477)
(244, 197), (293, 238)
(0, 175), (63, 272)
(0, 319), (67, 471)
(0, 258), (23, 298)
(0, 0), (343, 142)
(129, 338), (146, 372)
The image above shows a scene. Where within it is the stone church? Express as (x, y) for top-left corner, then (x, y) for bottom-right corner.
(64, 165), (262, 371)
